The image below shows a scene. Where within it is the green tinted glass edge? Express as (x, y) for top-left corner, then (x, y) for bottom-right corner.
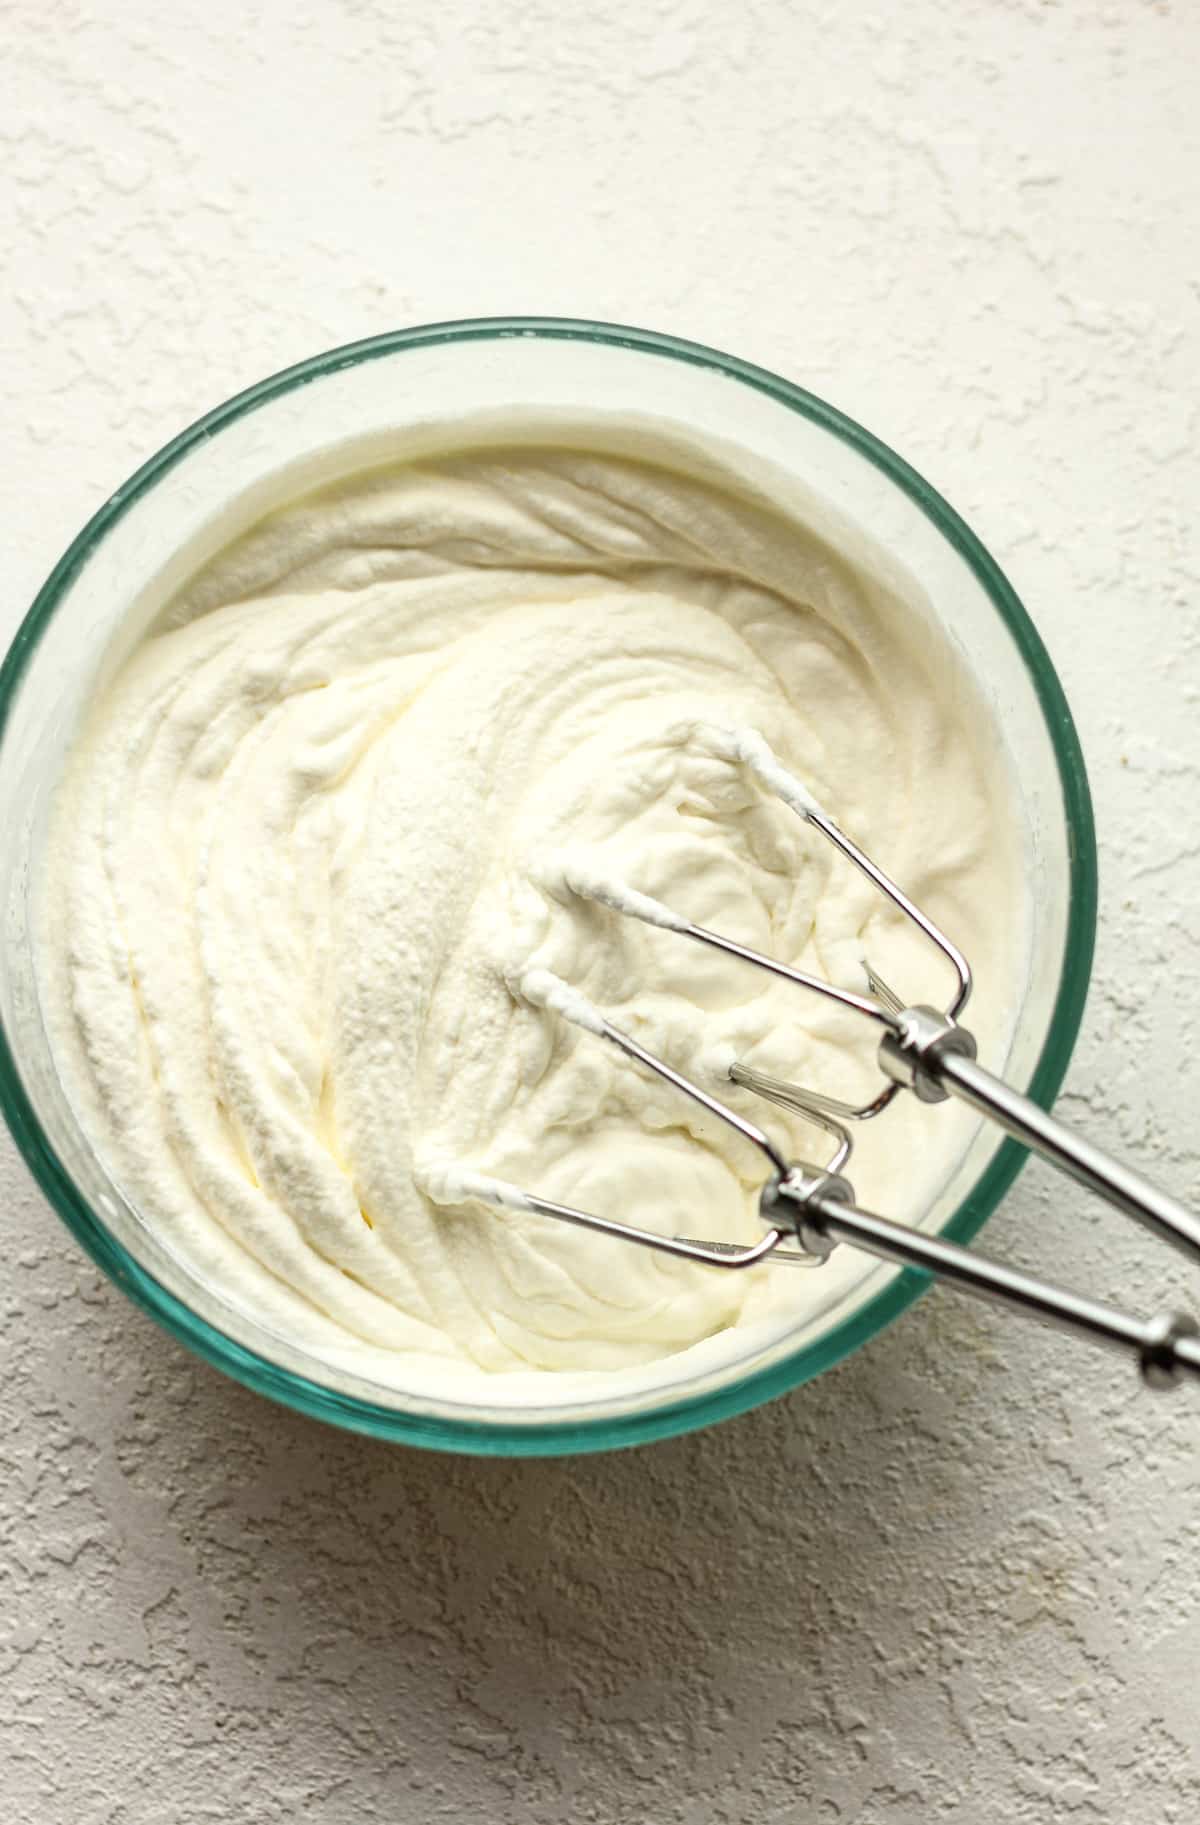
(0, 317), (1098, 1456)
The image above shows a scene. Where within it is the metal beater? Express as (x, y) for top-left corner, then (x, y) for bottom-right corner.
(439, 731), (1200, 1391)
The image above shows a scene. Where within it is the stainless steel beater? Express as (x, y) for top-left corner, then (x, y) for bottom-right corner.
(444, 735), (1200, 1391)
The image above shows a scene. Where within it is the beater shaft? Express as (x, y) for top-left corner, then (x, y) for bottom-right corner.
(769, 1172), (1200, 1389)
(931, 1047), (1200, 1264)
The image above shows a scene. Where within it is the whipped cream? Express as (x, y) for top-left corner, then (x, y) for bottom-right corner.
(39, 443), (1023, 1402)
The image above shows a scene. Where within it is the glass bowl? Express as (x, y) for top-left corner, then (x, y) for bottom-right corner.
(0, 319), (1097, 1455)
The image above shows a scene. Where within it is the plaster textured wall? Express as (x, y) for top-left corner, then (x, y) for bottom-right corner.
(3, 3), (1200, 1820)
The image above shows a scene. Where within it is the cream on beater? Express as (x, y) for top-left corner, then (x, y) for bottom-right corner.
(39, 443), (1024, 1400)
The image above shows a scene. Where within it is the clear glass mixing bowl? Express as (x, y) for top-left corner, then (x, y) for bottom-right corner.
(0, 319), (1096, 1454)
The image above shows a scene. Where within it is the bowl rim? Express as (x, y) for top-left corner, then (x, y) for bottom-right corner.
(0, 316), (1098, 1455)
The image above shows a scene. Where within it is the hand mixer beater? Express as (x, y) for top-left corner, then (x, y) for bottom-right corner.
(435, 728), (1200, 1392)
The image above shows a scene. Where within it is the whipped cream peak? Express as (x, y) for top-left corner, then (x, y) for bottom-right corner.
(547, 848), (692, 934)
(682, 722), (826, 821)
(420, 1161), (533, 1215)
(513, 967), (610, 1038)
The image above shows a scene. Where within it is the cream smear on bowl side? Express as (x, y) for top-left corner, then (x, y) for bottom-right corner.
(38, 443), (1025, 1404)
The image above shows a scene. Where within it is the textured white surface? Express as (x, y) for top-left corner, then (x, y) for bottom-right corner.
(3, 2), (1199, 1819)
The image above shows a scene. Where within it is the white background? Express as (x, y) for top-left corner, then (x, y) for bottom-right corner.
(3, 3), (1199, 1819)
